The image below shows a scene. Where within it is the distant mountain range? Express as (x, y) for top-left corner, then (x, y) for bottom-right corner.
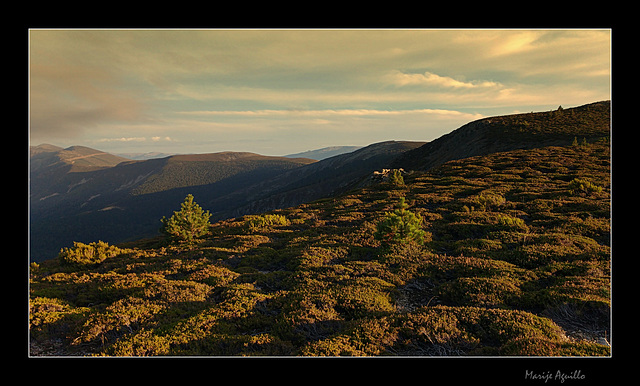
(30, 144), (129, 173)
(115, 151), (175, 160)
(29, 140), (424, 262)
(29, 101), (610, 262)
(114, 146), (361, 161)
(29, 149), (316, 262)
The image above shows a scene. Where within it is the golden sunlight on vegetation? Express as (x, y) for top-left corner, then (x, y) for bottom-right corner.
(30, 137), (610, 356)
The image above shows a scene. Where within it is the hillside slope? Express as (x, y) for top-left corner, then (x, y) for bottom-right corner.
(30, 145), (131, 200)
(29, 101), (610, 263)
(29, 139), (610, 356)
(30, 144), (130, 173)
(29, 150), (316, 262)
(131, 152), (316, 195)
(393, 101), (610, 171)
(29, 142), (425, 262)
(217, 141), (425, 219)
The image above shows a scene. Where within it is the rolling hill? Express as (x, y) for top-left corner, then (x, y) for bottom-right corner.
(29, 108), (611, 356)
(29, 141), (428, 262)
(215, 141), (426, 219)
(30, 144), (130, 173)
(393, 101), (610, 171)
(29, 101), (611, 265)
(29, 149), (317, 262)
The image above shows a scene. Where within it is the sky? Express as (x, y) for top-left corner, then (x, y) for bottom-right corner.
(28, 29), (611, 156)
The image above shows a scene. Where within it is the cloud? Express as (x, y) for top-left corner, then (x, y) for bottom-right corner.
(28, 29), (609, 155)
(486, 30), (541, 57)
(97, 136), (172, 143)
(97, 137), (147, 142)
(386, 70), (502, 89)
(178, 108), (481, 118)
(29, 62), (147, 142)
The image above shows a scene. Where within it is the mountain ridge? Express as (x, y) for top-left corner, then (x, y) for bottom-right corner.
(393, 101), (610, 171)
(29, 101), (611, 262)
(30, 144), (131, 172)
(219, 140), (426, 219)
(29, 149), (318, 261)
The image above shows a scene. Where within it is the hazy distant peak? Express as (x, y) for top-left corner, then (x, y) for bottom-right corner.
(284, 146), (363, 160)
(30, 143), (64, 156)
(115, 152), (175, 160)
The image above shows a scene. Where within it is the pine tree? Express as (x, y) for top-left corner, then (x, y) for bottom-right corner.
(374, 197), (426, 245)
(160, 194), (211, 244)
(388, 169), (405, 186)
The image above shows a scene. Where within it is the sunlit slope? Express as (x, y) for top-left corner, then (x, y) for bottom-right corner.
(30, 138), (610, 356)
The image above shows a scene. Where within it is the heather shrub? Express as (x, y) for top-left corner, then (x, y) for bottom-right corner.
(568, 178), (602, 195)
(437, 277), (522, 308)
(244, 214), (289, 232)
(495, 214), (529, 231)
(59, 241), (123, 266)
(472, 192), (506, 211)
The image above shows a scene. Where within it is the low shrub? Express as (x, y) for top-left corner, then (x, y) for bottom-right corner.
(30, 297), (91, 344)
(568, 178), (603, 195)
(496, 214), (529, 231)
(500, 336), (609, 356)
(244, 214), (290, 232)
(472, 192), (506, 211)
(59, 241), (124, 266)
(436, 277), (522, 308)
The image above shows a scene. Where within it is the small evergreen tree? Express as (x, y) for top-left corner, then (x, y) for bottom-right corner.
(374, 197), (426, 245)
(388, 169), (405, 187)
(160, 194), (211, 243)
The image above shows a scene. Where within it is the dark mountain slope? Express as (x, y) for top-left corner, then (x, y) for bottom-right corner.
(215, 141), (426, 219)
(132, 152), (315, 195)
(393, 101), (610, 171)
(29, 150), (316, 262)
(30, 145), (132, 200)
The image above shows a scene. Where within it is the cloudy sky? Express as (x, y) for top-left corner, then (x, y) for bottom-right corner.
(28, 29), (611, 156)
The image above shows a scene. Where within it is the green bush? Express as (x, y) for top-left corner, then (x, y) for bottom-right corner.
(59, 241), (123, 266)
(160, 194), (211, 243)
(374, 197), (426, 245)
(496, 214), (529, 231)
(568, 178), (602, 195)
(244, 214), (289, 232)
(472, 192), (506, 211)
